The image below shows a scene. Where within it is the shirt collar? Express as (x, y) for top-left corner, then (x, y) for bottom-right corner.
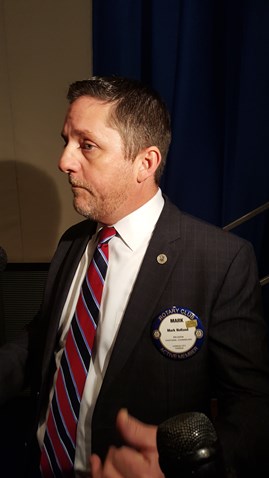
(113, 188), (164, 251)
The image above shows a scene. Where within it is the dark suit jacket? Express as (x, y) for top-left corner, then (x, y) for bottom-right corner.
(1, 196), (269, 477)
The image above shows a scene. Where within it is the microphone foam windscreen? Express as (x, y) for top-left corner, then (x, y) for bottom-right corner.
(157, 412), (218, 463)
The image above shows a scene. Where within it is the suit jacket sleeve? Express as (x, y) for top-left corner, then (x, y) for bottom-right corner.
(209, 239), (269, 474)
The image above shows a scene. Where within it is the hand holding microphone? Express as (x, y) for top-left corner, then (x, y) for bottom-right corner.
(90, 409), (227, 478)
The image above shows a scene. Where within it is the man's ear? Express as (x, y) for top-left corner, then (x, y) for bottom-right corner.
(137, 146), (161, 183)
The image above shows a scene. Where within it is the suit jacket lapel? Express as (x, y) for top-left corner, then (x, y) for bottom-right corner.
(41, 220), (97, 379)
(100, 198), (182, 393)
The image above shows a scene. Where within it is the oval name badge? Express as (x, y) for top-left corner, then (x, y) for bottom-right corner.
(151, 306), (204, 360)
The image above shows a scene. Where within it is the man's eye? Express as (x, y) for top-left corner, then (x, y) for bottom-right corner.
(82, 142), (94, 150)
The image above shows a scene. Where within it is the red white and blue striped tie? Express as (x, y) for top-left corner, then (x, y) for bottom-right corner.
(40, 226), (116, 477)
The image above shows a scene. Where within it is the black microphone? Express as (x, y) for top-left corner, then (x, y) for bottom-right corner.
(0, 246), (7, 272)
(157, 412), (226, 478)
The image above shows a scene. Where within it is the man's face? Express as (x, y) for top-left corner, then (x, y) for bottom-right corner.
(59, 96), (139, 224)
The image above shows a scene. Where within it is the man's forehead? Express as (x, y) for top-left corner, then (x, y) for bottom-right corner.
(69, 95), (114, 112)
(64, 96), (114, 124)
(61, 96), (119, 140)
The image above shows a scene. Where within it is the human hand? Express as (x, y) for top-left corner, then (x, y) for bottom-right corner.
(90, 408), (164, 478)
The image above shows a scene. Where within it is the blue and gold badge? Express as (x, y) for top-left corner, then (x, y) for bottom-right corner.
(151, 306), (204, 360)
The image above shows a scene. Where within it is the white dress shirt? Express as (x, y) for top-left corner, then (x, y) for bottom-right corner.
(38, 189), (164, 476)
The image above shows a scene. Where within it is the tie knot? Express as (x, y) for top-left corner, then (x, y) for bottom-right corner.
(98, 226), (116, 245)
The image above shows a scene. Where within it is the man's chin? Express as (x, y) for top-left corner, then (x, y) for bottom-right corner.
(73, 200), (97, 220)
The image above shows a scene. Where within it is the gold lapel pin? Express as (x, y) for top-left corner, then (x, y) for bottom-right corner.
(157, 254), (167, 264)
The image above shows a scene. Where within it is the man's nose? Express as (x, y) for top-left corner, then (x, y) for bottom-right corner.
(58, 146), (79, 174)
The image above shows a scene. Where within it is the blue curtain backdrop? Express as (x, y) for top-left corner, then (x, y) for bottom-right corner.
(92, 0), (269, 314)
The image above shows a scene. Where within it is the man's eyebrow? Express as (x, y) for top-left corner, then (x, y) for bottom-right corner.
(74, 128), (93, 136)
(80, 128), (96, 136)
(61, 129), (95, 139)
(61, 129), (103, 146)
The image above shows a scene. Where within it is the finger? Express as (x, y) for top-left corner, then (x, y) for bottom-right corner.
(107, 444), (164, 478)
(91, 449), (130, 478)
(116, 409), (157, 451)
(90, 453), (102, 478)
(106, 445), (147, 478)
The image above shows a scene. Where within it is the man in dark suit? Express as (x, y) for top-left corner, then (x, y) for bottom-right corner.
(0, 76), (269, 478)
